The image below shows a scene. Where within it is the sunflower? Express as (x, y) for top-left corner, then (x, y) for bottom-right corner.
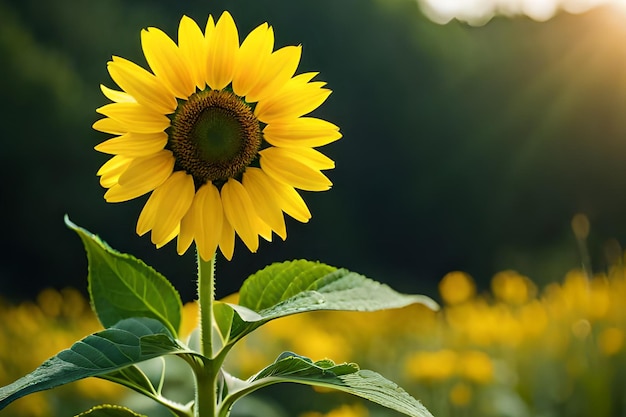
(94, 12), (341, 261)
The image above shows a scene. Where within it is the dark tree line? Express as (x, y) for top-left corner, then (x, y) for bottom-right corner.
(2, 0), (625, 301)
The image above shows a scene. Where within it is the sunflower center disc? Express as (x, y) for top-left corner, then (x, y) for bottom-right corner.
(170, 90), (261, 185)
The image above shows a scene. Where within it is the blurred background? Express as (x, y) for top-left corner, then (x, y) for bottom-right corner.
(2, 0), (626, 303)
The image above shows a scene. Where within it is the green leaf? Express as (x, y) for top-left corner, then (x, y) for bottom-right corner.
(76, 404), (147, 417)
(99, 366), (157, 397)
(224, 352), (433, 417)
(253, 351), (360, 380)
(213, 301), (235, 343)
(65, 216), (182, 337)
(224, 260), (438, 344)
(338, 370), (433, 417)
(0, 317), (192, 410)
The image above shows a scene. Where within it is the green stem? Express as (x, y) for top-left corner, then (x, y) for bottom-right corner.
(196, 251), (217, 417)
(197, 252), (216, 358)
(195, 367), (216, 417)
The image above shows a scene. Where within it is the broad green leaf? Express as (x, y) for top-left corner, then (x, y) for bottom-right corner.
(223, 352), (433, 417)
(66, 216), (182, 336)
(0, 317), (192, 410)
(223, 260), (438, 344)
(76, 404), (147, 417)
(337, 370), (433, 417)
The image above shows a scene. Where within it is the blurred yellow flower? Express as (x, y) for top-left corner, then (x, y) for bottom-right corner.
(491, 270), (536, 305)
(598, 327), (624, 356)
(36, 288), (64, 317)
(265, 313), (351, 361)
(179, 300), (199, 341)
(449, 381), (472, 407)
(571, 319), (591, 340)
(94, 12), (341, 260)
(0, 289), (123, 416)
(562, 270), (590, 311)
(588, 276), (611, 319)
(519, 300), (548, 339)
(405, 349), (457, 382)
(439, 271), (475, 305)
(458, 350), (494, 384)
(2, 393), (51, 417)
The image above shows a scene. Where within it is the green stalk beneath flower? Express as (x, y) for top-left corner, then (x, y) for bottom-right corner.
(194, 368), (217, 417)
(196, 252), (217, 417)
(198, 252), (216, 357)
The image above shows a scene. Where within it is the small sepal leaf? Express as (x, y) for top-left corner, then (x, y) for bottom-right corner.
(224, 260), (438, 344)
(253, 351), (360, 380)
(75, 404), (148, 417)
(66, 216), (182, 336)
(247, 352), (433, 417)
(0, 317), (189, 410)
(98, 366), (157, 397)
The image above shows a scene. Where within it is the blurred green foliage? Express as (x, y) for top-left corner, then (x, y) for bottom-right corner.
(2, 0), (626, 300)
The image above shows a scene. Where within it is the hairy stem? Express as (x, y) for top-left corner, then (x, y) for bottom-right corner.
(196, 251), (217, 416)
(197, 252), (216, 357)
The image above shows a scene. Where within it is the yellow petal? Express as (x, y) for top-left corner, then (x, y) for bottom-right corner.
(99, 170), (125, 189)
(269, 178), (312, 223)
(178, 15), (208, 90)
(141, 26), (195, 99)
(263, 117), (342, 148)
(273, 147), (335, 170)
(156, 225), (180, 249)
(255, 74), (331, 123)
(260, 147), (332, 191)
(100, 85), (136, 103)
(245, 45), (302, 103)
(219, 217), (235, 261)
(205, 15), (215, 37)
(242, 168), (287, 240)
(96, 154), (131, 176)
(148, 171), (195, 246)
(232, 23), (273, 97)
(139, 197), (182, 246)
(193, 183), (223, 261)
(97, 155), (132, 188)
(137, 171), (193, 239)
(96, 102), (171, 133)
(179, 183), (223, 259)
(220, 178), (259, 253)
(257, 219), (273, 243)
(206, 11), (239, 90)
(93, 117), (127, 135)
(108, 56), (177, 114)
(105, 150), (175, 202)
(95, 132), (167, 157)
(177, 204), (196, 256)
(137, 197), (158, 237)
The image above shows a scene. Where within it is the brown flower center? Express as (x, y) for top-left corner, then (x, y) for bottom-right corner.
(169, 90), (261, 185)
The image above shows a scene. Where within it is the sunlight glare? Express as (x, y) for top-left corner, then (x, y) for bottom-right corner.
(417, 0), (626, 25)
(609, 0), (626, 13)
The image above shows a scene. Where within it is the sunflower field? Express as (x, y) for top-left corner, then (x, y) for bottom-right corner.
(3, 249), (625, 417)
